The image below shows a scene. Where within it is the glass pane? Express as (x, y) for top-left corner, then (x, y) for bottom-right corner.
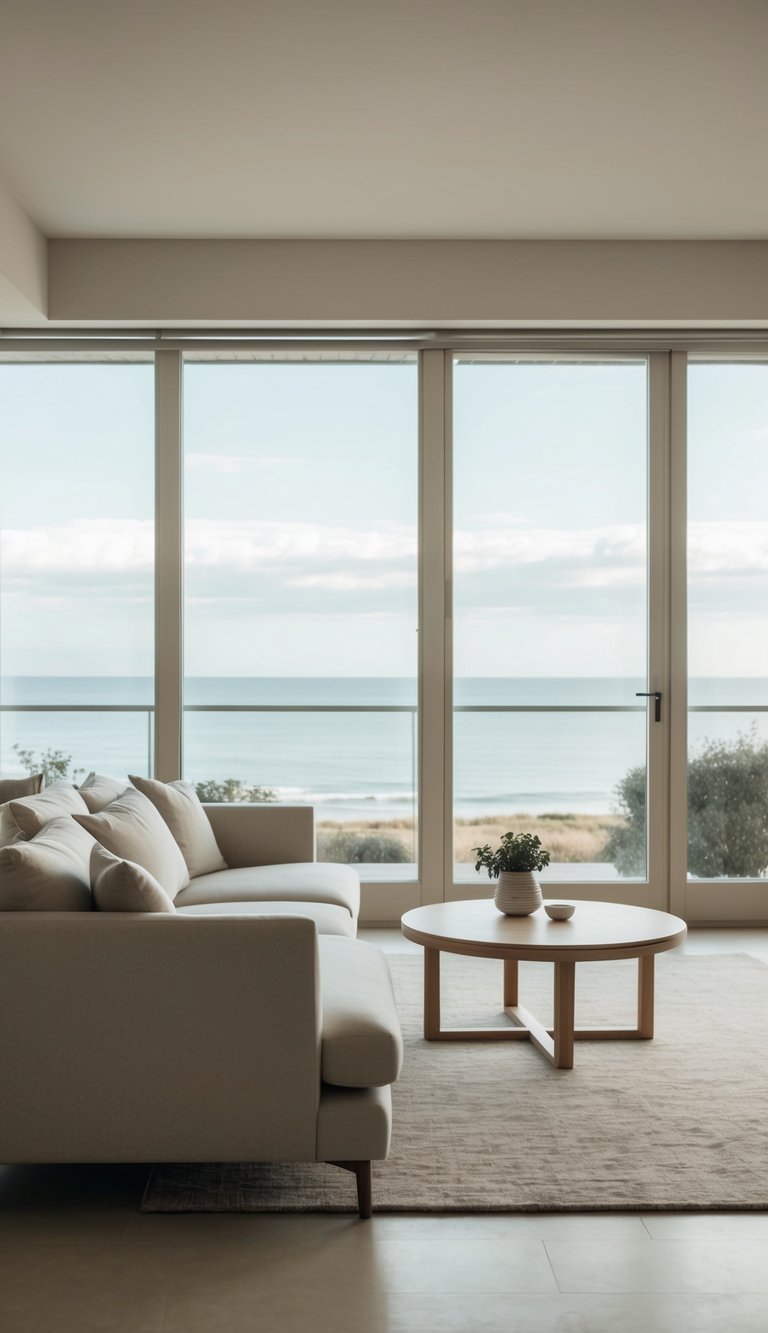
(688, 363), (768, 881)
(453, 358), (649, 882)
(0, 363), (155, 783)
(183, 359), (418, 876)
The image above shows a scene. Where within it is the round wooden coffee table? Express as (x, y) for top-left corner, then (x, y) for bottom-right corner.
(400, 899), (687, 1069)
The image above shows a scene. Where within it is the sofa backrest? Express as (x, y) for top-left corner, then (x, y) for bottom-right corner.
(0, 913), (323, 1161)
(203, 803), (316, 867)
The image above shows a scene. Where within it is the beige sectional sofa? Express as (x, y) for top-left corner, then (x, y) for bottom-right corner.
(0, 789), (402, 1218)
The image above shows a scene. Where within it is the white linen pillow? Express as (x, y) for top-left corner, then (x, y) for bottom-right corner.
(78, 772), (129, 814)
(0, 816), (94, 911)
(4, 781), (89, 841)
(73, 787), (190, 899)
(0, 773), (43, 801)
(0, 773), (45, 844)
(128, 775), (228, 878)
(90, 843), (176, 914)
(0, 807), (23, 849)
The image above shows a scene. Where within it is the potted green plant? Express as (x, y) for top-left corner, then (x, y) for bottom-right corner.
(472, 831), (551, 916)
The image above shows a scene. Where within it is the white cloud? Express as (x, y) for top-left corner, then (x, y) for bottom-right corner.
(186, 453), (250, 474)
(0, 518), (418, 574)
(291, 571), (417, 591)
(0, 519), (153, 572)
(454, 523), (646, 587)
(186, 453), (285, 473)
(688, 521), (768, 576)
(185, 520), (417, 570)
(2, 519), (767, 590)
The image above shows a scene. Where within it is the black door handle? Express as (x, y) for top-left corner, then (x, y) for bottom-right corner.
(636, 691), (662, 722)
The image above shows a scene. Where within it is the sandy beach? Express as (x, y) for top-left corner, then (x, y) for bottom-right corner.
(317, 812), (624, 864)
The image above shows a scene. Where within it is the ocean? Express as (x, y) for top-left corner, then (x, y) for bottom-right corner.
(1, 676), (767, 822)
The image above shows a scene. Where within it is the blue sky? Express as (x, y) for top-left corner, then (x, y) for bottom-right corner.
(0, 357), (766, 681)
(183, 362), (418, 677)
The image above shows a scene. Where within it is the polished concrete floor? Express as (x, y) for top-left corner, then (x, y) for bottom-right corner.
(1, 927), (767, 1332)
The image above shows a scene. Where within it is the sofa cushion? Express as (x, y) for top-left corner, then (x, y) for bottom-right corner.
(316, 1085), (393, 1164)
(129, 775), (227, 878)
(0, 773), (43, 802)
(176, 899), (355, 937)
(74, 787), (190, 898)
(78, 772), (128, 813)
(1, 780), (88, 845)
(175, 862), (359, 918)
(0, 815), (94, 911)
(91, 843), (177, 914)
(317, 937), (403, 1088)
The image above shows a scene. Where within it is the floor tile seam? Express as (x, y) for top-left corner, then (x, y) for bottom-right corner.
(554, 1285), (768, 1295)
(120, 1228), (287, 1248)
(0, 1239), (149, 1251)
(160, 1282), (580, 1297)
(548, 1237), (768, 1250)
(541, 1239), (564, 1294)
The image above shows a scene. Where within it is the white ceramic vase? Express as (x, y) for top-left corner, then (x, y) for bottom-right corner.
(493, 870), (543, 916)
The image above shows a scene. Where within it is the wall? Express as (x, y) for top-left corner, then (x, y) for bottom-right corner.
(44, 240), (768, 328)
(0, 183), (47, 320)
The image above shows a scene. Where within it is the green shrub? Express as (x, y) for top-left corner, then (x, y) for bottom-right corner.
(12, 744), (83, 786)
(600, 765), (647, 875)
(318, 830), (410, 864)
(194, 778), (277, 804)
(9, 753), (277, 806)
(603, 730), (768, 878)
(687, 733), (768, 877)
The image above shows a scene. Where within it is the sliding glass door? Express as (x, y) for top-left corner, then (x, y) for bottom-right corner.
(680, 360), (768, 919)
(451, 355), (668, 906)
(0, 358), (155, 783)
(5, 337), (768, 922)
(182, 354), (419, 880)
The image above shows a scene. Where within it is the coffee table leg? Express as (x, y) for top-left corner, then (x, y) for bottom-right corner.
(503, 958), (519, 1007)
(424, 946), (441, 1039)
(554, 961), (575, 1069)
(637, 953), (655, 1039)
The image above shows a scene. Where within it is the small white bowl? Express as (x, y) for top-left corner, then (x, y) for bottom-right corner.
(545, 902), (576, 921)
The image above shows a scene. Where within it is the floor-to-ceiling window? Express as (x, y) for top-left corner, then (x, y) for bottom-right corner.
(451, 355), (657, 893)
(683, 360), (768, 907)
(182, 354), (419, 876)
(1, 337), (766, 922)
(0, 357), (155, 783)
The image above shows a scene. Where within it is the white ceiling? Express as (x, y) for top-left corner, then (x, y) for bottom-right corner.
(0, 0), (767, 241)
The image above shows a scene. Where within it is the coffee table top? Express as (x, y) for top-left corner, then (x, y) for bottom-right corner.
(401, 899), (687, 962)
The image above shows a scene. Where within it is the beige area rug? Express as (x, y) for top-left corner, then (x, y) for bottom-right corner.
(141, 952), (768, 1213)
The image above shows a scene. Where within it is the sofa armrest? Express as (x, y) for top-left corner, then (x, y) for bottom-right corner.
(0, 913), (321, 1162)
(203, 803), (316, 867)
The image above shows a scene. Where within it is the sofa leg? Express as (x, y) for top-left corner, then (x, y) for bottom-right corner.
(328, 1160), (372, 1219)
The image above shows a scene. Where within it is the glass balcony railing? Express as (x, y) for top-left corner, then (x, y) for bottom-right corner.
(0, 705), (155, 783)
(3, 699), (766, 882)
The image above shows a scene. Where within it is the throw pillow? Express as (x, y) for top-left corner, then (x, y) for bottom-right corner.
(78, 772), (129, 813)
(0, 773), (43, 801)
(128, 775), (228, 878)
(73, 786), (190, 899)
(0, 816), (94, 911)
(4, 780), (89, 841)
(90, 843), (176, 914)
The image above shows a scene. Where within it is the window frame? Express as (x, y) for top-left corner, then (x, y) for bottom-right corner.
(2, 332), (768, 924)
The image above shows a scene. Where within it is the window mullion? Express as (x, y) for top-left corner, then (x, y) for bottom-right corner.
(668, 351), (688, 919)
(154, 349), (183, 781)
(419, 349), (451, 904)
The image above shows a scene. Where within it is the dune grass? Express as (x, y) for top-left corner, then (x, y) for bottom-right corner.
(317, 812), (624, 863)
